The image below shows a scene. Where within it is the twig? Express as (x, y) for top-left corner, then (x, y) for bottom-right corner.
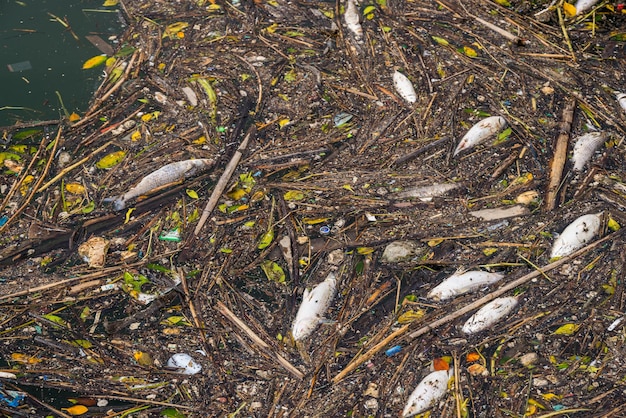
(545, 96), (575, 211)
(0, 126), (61, 233)
(194, 125), (256, 235)
(177, 267), (207, 344)
(215, 301), (304, 379)
(37, 140), (113, 193)
(331, 229), (621, 383)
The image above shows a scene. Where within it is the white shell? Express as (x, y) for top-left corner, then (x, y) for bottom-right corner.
(396, 183), (460, 201)
(462, 296), (518, 334)
(570, 132), (607, 171)
(105, 158), (213, 210)
(550, 213), (602, 258)
(427, 271), (504, 301)
(344, 0), (362, 40)
(453, 116), (507, 156)
(167, 353), (202, 375)
(616, 91), (626, 113)
(402, 369), (452, 417)
(574, 0), (600, 15)
(393, 71), (417, 104)
(292, 273), (337, 341)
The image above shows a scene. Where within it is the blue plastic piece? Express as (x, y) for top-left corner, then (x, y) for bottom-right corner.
(385, 345), (402, 357)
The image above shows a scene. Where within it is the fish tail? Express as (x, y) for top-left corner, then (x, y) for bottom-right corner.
(103, 196), (126, 211)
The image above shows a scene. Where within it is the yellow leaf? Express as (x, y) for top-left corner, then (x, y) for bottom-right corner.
(608, 217), (620, 231)
(284, 190), (305, 201)
(260, 260), (286, 283)
(105, 57), (117, 67)
(62, 405), (89, 416)
(103, 0), (119, 5)
(193, 135), (206, 144)
(463, 46), (478, 58)
(563, 2), (576, 17)
(493, 0), (510, 6)
(96, 150), (126, 169)
(432, 36), (449, 46)
(20, 175), (34, 196)
(258, 229), (275, 249)
(130, 130), (141, 141)
(65, 183), (85, 194)
(68, 112), (80, 122)
(397, 309), (425, 324)
(266, 23), (279, 33)
(11, 352), (42, 364)
(186, 189), (199, 199)
(82, 55), (108, 70)
(302, 217), (330, 225)
(541, 393), (562, 401)
(278, 118), (291, 128)
(141, 111), (161, 122)
(357, 247), (374, 255)
(133, 351), (154, 367)
(342, 184), (355, 193)
(553, 323), (580, 336)
(163, 22), (189, 38)
(427, 238), (444, 247)
(227, 187), (247, 200)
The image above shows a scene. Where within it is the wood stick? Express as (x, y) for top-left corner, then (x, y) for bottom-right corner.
(215, 301), (304, 379)
(194, 125), (256, 235)
(545, 97), (575, 211)
(0, 126), (61, 233)
(331, 229), (621, 384)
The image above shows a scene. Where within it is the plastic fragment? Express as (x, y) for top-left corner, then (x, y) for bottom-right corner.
(385, 345), (402, 357)
(167, 353), (202, 375)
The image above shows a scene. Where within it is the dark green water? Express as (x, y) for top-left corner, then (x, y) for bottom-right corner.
(0, 0), (124, 126)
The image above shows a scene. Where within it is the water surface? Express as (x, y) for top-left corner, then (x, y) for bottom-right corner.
(0, 0), (123, 126)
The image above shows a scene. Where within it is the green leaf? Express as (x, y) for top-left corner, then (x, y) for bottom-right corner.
(186, 189), (199, 199)
(257, 228), (275, 249)
(432, 36), (449, 46)
(260, 260), (286, 283)
(161, 408), (187, 418)
(42, 314), (67, 327)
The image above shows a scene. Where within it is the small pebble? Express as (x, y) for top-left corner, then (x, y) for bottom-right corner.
(520, 352), (538, 367)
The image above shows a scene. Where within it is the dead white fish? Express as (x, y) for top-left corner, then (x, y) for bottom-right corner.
(571, 132), (607, 171)
(427, 271), (504, 301)
(393, 71), (417, 104)
(402, 368), (453, 417)
(550, 213), (603, 259)
(292, 272), (337, 341)
(616, 91), (626, 113)
(453, 116), (507, 157)
(462, 296), (518, 334)
(396, 183), (460, 201)
(574, 0), (600, 15)
(104, 158), (213, 210)
(344, 0), (362, 40)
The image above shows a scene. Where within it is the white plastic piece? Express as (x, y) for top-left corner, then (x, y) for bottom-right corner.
(550, 213), (602, 258)
(402, 368), (452, 417)
(292, 273), (337, 340)
(607, 316), (624, 332)
(453, 116), (507, 156)
(571, 132), (607, 171)
(396, 183), (460, 201)
(393, 71), (417, 104)
(462, 296), (518, 334)
(167, 353), (202, 375)
(427, 271), (504, 301)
